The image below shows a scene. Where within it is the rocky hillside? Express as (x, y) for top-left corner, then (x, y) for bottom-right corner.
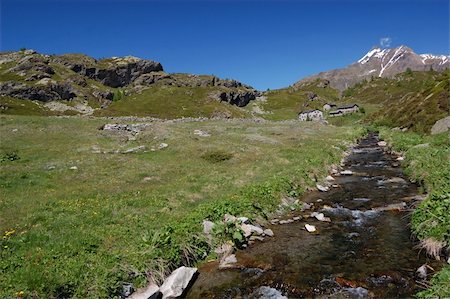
(296, 46), (449, 91)
(0, 50), (260, 118)
(343, 69), (449, 133)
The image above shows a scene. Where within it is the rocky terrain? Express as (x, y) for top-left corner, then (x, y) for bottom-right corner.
(0, 50), (260, 116)
(296, 46), (450, 90)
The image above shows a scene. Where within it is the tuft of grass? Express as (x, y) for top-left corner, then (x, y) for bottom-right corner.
(201, 150), (233, 163)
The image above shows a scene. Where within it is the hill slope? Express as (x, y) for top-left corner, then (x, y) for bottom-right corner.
(0, 50), (259, 118)
(343, 69), (449, 133)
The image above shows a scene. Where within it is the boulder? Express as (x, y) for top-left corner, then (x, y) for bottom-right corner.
(431, 116), (450, 135)
(377, 141), (387, 147)
(160, 266), (197, 299)
(128, 282), (160, 299)
(241, 223), (264, 237)
(263, 229), (274, 237)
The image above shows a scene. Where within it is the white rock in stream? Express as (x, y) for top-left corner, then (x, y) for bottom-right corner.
(316, 184), (329, 192)
(326, 175), (335, 181)
(340, 170), (353, 175)
(377, 141), (387, 147)
(311, 212), (331, 222)
(305, 224), (316, 232)
(160, 266), (197, 299)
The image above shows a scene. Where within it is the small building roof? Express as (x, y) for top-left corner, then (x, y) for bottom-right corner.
(337, 104), (359, 109)
(299, 109), (322, 114)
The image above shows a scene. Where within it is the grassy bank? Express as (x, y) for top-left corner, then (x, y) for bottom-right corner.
(379, 128), (450, 298)
(0, 115), (364, 298)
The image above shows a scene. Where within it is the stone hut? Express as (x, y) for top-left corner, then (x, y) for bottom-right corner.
(298, 109), (324, 121)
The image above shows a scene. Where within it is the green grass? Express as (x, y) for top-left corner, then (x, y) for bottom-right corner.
(0, 115), (365, 298)
(379, 128), (450, 298)
(0, 97), (54, 116)
(96, 85), (251, 118)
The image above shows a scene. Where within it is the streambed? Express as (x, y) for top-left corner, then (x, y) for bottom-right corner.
(187, 133), (435, 298)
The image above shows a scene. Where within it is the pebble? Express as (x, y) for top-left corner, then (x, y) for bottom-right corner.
(305, 224), (316, 232)
(69, 166), (78, 170)
(263, 229), (274, 237)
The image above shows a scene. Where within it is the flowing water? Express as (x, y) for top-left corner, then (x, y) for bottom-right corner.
(187, 133), (435, 298)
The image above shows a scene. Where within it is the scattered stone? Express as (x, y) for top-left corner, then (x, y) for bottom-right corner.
(249, 235), (265, 242)
(372, 202), (407, 212)
(193, 129), (210, 137)
(159, 266), (197, 299)
(305, 224), (316, 232)
(279, 220), (289, 225)
(158, 143), (168, 150)
(396, 156), (404, 161)
(238, 217), (249, 223)
(384, 177), (407, 184)
(316, 184), (329, 192)
(302, 202), (312, 211)
(122, 145), (146, 154)
(224, 214), (237, 223)
(332, 184), (339, 188)
(270, 219), (280, 224)
(46, 165), (56, 170)
(241, 223), (264, 237)
(219, 254), (237, 269)
(311, 212), (331, 222)
(326, 175), (335, 181)
(128, 281), (160, 299)
(214, 243), (233, 257)
(377, 141), (387, 147)
(263, 229), (274, 237)
(69, 166), (78, 170)
(340, 170), (353, 175)
(202, 220), (215, 235)
(293, 216), (301, 221)
(316, 199), (323, 202)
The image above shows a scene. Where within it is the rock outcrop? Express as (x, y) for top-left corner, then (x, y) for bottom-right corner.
(431, 116), (450, 135)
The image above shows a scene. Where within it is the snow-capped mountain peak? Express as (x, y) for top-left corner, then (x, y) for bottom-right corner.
(296, 45), (449, 91)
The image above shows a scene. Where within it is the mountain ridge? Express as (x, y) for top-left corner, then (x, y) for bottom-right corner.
(295, 45), (449, 91)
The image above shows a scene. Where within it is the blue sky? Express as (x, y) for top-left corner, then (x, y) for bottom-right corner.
(1, 0), (449, 90)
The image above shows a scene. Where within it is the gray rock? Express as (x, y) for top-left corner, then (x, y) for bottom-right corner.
(412, 143), (430, 149)
(160, 266), (197, 299)
(241, 224), (264, 237)
(316, 184), (330, 192)
(431, 116), (450, 135)
(202, 220), (215, 235)
(219, 254), (237, 269)
(128, 282), (160, 299)
(122, 145), (146, 154)
(340, 170), (353, 175)
(263, 229), (274, 237)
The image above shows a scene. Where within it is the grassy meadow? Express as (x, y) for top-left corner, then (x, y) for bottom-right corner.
(0, 115), (364, 298)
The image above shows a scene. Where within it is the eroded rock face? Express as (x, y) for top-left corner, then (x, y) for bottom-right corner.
(0, 81), (76, 101)
(216, 90), (259, 107)
(69, 57), (164, 88)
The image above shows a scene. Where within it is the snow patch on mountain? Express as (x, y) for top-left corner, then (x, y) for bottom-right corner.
(420, 54), (449, 65)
